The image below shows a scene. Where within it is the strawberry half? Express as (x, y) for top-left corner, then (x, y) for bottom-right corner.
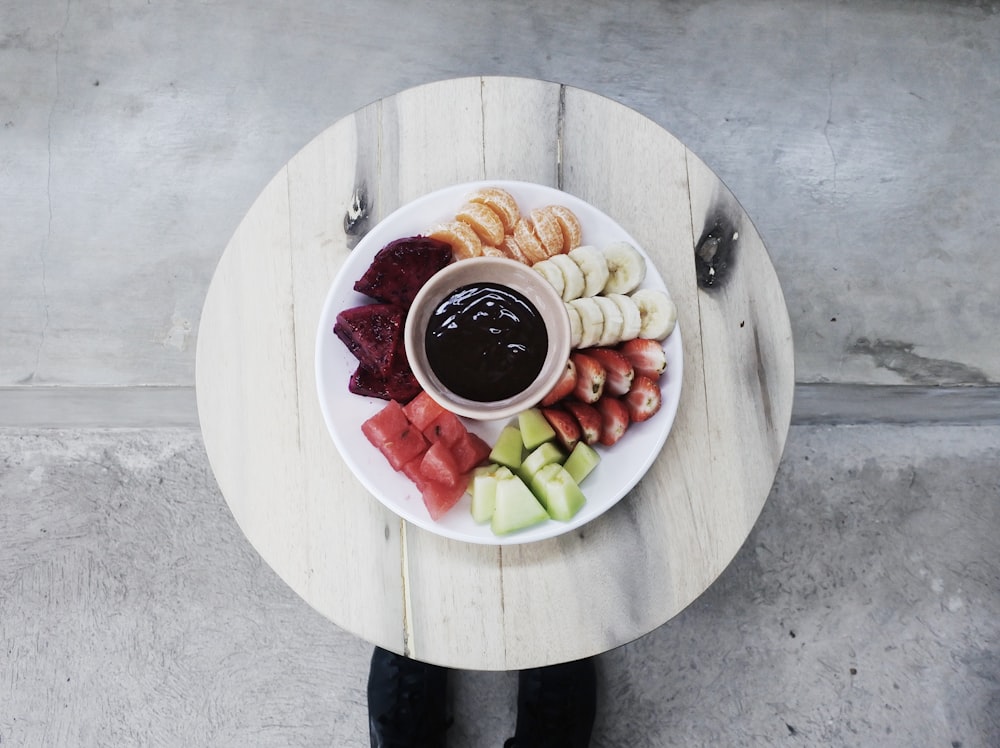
(540, 357), (578, 407)
(563, 400), (602, 445)
(594, 396), (630, 446)
(586, 347), (635, 397)
(624, 375), (662, 422)
(541, 407), (582, 452)
(570, 352), (606, 404)
(617, 338), (667, 380)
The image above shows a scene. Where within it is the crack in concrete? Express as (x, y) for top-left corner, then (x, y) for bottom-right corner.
(32, 0), (72, 383)
(849, 338), (994, 386)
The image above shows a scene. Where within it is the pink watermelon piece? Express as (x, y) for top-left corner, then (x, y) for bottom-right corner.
(361, 400), (409, 445)
(451, 431), (492, 473)
(422, 410), (466, 447)
(379, 425), (429, 471)
(421, 477), (469, 521)
(419, 440), (462, 487)
(403, 391), (447, 432)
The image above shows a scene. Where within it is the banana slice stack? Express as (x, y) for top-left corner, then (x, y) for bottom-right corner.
(533, 241), (677, 346)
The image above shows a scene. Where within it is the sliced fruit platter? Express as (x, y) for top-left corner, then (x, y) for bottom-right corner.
(315, 180), (683, 545)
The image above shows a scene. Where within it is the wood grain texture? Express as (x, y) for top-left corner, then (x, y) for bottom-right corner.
(195, 77), (794, 670)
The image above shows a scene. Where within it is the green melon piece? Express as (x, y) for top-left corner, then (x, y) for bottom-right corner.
(490, 475), (549, 535)
(517, 441), (566, 486)
(518, 408), (556, 450)
(562, 441), (601, 485)
(532, 463), (587, 522)
(489, 425), (524, 469)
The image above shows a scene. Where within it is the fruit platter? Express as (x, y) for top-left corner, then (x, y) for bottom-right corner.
(315, 180), (683, 545)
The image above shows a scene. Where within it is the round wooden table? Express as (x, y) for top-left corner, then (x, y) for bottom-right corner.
(195, 76), (794, 671)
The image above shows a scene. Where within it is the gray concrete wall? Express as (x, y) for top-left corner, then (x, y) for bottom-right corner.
(3, 1), (999, 746)
(2, 0), (999, 391)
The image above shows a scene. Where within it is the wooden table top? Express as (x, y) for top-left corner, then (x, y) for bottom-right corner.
(195, 76), (794, 671)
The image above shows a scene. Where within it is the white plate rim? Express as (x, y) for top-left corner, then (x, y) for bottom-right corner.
(315, 179), (683, 545)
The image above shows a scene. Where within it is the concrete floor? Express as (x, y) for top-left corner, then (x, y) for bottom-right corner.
(2, 1), (1000, 746)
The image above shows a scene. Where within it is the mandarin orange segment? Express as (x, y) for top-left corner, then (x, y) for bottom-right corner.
(499, 235), (531, 265)
(427, 220), (483, 260)
(547, 205), (582, 251)
(468, 187), (520, 233)
(480, 245), (507, 258)
(513, 217), (548, 264)
(455, 201), (505, 246)
(529, 207), (565, 257)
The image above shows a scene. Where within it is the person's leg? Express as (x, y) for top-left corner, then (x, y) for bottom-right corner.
(367, 647), (452, 747)
(504, 657), (597, 748)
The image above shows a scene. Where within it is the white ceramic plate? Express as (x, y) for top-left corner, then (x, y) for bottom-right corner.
(316, 180), (683, 545)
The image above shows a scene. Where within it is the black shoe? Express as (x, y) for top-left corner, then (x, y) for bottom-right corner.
(368, 647), (451, 748)
(504, 657), (597, 748)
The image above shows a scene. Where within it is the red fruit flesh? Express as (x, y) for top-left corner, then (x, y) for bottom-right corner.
(563, 400), (602, 445)
(422, 477), (469, 520)
(617, 338), (667, 381)
(570, 352), (606, 404)
(349, 362), (421, 403)
(624, 375), (662, 422)
(335, 303), (406, 372)
(353, 236), (454, 307)
(451, 431), (492, 473)
(419, 440), (462, 487)
(539, 357), (577, 406)
(403, 391), (447, 431)
(361, 400), (410, 445)
(541, 407), (581, 452)
(422, 410), (466, 447)
(585, 347), (635, 397)
(595, 396), (630, 446)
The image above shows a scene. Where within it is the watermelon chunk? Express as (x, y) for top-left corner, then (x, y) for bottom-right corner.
(361, 400), (409, 445)
(419, 440), (462, 487)
(380, 425), (429, 471)
(403, 391), (447, 431)
(451, 431), (492, 473)
(421, 477), (469, 521)
(422, 410), (466, 448)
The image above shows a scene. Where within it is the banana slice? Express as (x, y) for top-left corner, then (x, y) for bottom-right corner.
(601, 241), (646, 295)
(606, 293), (642, 341)
(532, 259), (565, 298)
(630, 288), (678, 340)
(548, 253), (586, 301)
(568, 297), (605, 349)
(568, 245), (609, 297)
(593, 296), (625, 347)
(565, 303), (584, 349)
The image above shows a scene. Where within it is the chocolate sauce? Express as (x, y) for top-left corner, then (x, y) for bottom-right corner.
(424, 282), (547, 402)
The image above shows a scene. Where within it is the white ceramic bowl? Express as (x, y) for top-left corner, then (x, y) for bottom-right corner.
(404, 257), (571, 421)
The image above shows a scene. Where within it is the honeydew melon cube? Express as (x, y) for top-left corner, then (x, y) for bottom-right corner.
(518, 408), (556, 450)
(470, 466), (512, 523)
(490, 425), (524, 469)
(490, 475), (549, 535)
(517, 441), (566, 486)
(532, 463), (587, 522)
(562, 441), (601, 485)
(467, 463), (500, 494)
